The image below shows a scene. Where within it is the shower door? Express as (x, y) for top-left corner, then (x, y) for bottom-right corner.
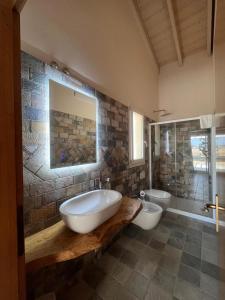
(215, 125), (225, 223)
(151, 123), (176, 195)
(175, 120), (212, 217)
(150, 119), (213, 218)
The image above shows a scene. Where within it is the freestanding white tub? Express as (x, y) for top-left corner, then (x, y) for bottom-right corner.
(59, 189), (122, 234)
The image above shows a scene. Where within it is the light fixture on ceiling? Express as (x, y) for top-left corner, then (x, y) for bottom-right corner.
(49, 61), (82, 87)
(153, 109), (172, 117)
(50, 61), (59, 70)
(62, 67), (70, 76)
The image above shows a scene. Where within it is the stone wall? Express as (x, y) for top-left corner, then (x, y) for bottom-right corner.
(50, 110), (96, 168)
(22, 52), (152, 237)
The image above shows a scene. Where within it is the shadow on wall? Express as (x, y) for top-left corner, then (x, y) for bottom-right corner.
(22, 52), (153, 236)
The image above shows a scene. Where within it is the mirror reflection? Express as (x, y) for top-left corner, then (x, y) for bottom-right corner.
(49, 80), (97, 168)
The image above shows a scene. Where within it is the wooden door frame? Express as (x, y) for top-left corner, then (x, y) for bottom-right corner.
(0, 1), (27, 299)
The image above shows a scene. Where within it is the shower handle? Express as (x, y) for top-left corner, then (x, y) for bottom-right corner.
(203, 195), (225, 232)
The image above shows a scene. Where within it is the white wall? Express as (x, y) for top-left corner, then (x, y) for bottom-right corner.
(159, 51), (214, 121)
(214, 42), (225, 114)
(21, 0), (159, 119)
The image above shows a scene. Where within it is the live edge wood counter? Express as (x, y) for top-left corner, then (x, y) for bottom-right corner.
(25, 196), (142, 273)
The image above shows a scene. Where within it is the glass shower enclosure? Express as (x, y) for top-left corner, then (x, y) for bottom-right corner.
(150, 118), (213, 218)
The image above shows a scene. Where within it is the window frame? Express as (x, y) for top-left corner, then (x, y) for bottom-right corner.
(129, 110), (145, 167)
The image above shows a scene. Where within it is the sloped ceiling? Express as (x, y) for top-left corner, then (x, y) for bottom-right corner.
(134, 0), (213, 67)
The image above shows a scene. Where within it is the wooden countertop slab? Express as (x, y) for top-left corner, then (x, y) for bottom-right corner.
(25, 197), (141, 273)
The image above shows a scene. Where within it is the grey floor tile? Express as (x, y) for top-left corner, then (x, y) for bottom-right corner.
(152, 228), (171, 244)
(62, 280), (95, 300)
(186, 228), (202, 242)
(125, 271), (149, 299)
(149, 239), (165, 251)
(96, 275), (121, 300)
(200, 292), (216, 300)
(164, 212), (179, 221)
(120, 249), (138, 269)
(115, 286), (139, 300)
(178, 263), (200, 287)
(163, 244), (182, 260)
(201, 247), (219, 267)
(141, 247), (162, 264)
(158, 254), (180, 275)
(135, 257), (159, 279)
(187, 221), (203, 232)
(145, 282), (173, 300)
(97, 253), (118, 275)
(171, 230), (186, 241)
(152, 267), (176, 295)
(181, 252), (201, 270)
(203, 224), (217, 235)
(171, 224), (187, 235)
(201, 260), (225, 282)
(128, 239), (149, 256)
(176, 215), (190, 227)
(183, 241), (201, 258)
(82, 264), (106, 289)
(167, 237), (185, 250)
(161, 220), (177, 231)
(134, 229), (153, 245)
(174, 278), (201, 300)
(108, 242), (124, 259)
(111, 260), (132, 285)
(202, 233), (219, 252)
(156, 224), (171, 236)
(200, 273), (225, 299)
(123, 224), (140, 239)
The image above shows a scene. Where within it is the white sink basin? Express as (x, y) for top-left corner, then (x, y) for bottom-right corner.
(59, 189), (122, 234)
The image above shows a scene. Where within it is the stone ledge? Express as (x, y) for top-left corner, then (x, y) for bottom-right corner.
(25, 197), (142, 273)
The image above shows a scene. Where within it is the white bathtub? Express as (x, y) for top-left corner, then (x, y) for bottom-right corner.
(59, 189), (122, 234)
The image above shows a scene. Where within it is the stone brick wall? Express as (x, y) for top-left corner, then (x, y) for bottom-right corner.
(50, 110), (96, 168)
(22, 52), (152, 237)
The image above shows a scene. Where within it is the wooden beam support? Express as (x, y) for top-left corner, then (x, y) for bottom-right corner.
(207, 0), (213, 55)
(166, 0), (183, 65)
(131, 0), (159, 70)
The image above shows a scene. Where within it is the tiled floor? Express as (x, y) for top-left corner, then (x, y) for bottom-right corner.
(59, 212), (225, 300)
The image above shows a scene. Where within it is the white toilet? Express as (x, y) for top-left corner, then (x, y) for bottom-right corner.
(144, 189), (171, 211)
(132, 201), (162, 230)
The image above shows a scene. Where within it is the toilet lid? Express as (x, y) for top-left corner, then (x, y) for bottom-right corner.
(144, 189), (171, 199)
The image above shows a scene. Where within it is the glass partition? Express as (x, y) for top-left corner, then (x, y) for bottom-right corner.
(151, 119), (213, 217)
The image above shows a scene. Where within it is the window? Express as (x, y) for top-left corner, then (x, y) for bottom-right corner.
(129, 111), (145, 166)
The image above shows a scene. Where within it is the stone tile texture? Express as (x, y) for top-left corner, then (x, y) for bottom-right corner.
(22, 52), (152, 236)
(29, 212), (225, 300)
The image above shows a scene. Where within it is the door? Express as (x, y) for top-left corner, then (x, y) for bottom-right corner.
(0, 2), (26, 299)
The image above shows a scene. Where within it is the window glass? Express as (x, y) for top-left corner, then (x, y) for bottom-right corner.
(130, 111), (144, 164)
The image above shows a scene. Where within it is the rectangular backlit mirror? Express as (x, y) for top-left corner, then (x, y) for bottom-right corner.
(49, 80), (97, 168)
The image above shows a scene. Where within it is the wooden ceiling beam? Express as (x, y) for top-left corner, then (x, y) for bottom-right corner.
(166, 0), (183, 65)
(207, 0), (213, 55)
(131, 0), (159, 70)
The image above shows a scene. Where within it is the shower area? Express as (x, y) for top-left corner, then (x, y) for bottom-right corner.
(150, 118), (213, 219)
